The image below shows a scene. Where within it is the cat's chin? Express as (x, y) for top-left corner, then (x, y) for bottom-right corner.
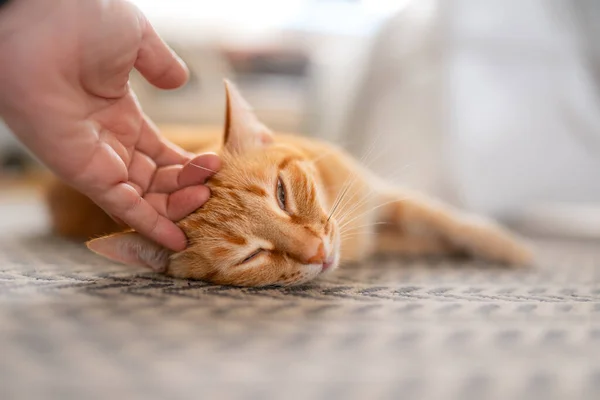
(317, 251), (340, 277)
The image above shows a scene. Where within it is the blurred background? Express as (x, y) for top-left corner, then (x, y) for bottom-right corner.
(1, 0), (599, 238)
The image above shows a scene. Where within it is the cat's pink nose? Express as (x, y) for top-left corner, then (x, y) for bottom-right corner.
(305, 242), (326, 265)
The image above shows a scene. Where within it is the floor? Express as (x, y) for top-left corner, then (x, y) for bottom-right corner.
(0, 189), (598, 400)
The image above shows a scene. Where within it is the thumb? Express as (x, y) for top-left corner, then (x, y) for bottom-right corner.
(134, 15), (189, 89)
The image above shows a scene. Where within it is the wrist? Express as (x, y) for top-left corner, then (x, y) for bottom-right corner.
(0, 0), (56, 38)
(0, 0), (60, 125)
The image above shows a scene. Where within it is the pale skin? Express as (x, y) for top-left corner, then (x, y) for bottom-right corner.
(0, 0), (220, 251)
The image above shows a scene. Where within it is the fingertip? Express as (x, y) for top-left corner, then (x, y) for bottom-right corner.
(172, 51), (190, 81)
(187, 184), (211, 205)
(157, 50), (190, 89)
(190, 153), (222, 175)
(135, 20), (190, 90)
(195, 152), (222, 173)
(97, 184), (188, 252)
(167, 185), (211, 221)
(198, 184), (211, 203)
(179, 153), (222, 186)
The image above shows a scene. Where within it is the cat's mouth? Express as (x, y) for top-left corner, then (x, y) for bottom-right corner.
(321, 256), (335, 272)
(319, 246), (340, 274)
(319, 230), (341, 274)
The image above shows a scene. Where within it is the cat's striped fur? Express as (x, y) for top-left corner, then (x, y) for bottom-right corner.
(46, 80), (532, 287)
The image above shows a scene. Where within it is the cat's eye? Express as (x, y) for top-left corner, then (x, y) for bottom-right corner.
(241, 249), (264, 264)
(276, 177), (287, 211)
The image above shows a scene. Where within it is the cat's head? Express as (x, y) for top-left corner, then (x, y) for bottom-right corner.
(87, 80), (341, 287)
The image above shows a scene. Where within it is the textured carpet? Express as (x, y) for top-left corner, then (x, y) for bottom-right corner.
(0, 190), (598, 400)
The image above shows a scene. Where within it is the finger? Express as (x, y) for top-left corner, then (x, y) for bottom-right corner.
(179, 153), (221, 187)
(145, 185), (211, 221)
(135, 16), (189, 89)
(106, 213), (128, 228)
(128, 150), (157, 194)
(148, 165), (183, 193)
(98, 183), (188, 251)
(149, 153), (221, 193)
(136, 116), (193, 166)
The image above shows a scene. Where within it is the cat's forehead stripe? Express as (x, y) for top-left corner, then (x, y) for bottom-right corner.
(213, 247), (231, 258)
(224, 234), (247, 246)
(244, 184), (267, 197)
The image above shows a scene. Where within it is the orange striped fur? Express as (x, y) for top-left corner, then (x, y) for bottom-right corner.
(46, 80), (533, 287)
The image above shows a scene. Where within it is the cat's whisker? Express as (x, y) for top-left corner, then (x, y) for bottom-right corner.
(351, 127), (387, 172)
(334, 160), (412, 225)
(329, 164), (374, 222)
(340, 221), (394, 234)
(188, 162), (219, 174)
(326, 183), (347, 220)
(331, 174), (366, 221)
(340, 230), (375, 238)
(335, 131), (403, 218)
(376, 162), (414, 186)
(335, 161), (413, 225)
(330, 177), (363, 222)
(334, 162), (412, 225)
(334, 185), (377, 222)
(322, 173), (367, 193)
(338, 197), (408, 231)
(327, 175), (356, 222)
(326, 168), (356, 220)
(357, 131), (381, 164)
(340, 230), (361, 236)
(360, 146), (388, 172)
(327, 165), (366, 222)
(339, 197), (407, 230)
(331, 135), (407, 225)
(335, 196), (374, 227)
(327, 134), (386, 222)
(334, 187), (379, 225)
(340, 231), (377, 240)
(340, 221), (390, 233)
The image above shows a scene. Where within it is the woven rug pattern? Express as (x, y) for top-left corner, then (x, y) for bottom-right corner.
(0, 193), (598, 400)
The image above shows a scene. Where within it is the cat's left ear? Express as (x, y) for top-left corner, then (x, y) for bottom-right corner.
(86, 232), (172, 272)
(223, 79), (274, 153)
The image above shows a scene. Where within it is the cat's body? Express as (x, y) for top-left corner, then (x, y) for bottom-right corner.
(47, 81), (532, 287)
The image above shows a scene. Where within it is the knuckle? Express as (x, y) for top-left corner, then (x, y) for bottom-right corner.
(147, 212), (161, 236)
(121, 193), (144, 219)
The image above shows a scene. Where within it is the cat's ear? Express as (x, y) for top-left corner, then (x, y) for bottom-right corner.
(223, 79), (274, 153)
(86, 232), (171, 272)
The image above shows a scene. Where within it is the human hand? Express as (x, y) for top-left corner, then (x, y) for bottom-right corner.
(0, 0), (220, 251)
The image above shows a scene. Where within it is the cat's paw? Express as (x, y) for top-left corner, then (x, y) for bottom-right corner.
(453, 215), (534, 266)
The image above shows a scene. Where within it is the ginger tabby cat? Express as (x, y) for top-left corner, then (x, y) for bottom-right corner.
(46, 80), (532, 287)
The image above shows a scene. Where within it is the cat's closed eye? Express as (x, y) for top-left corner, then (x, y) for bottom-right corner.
(241, 249), (265, 264)
(276, 176), (287, 211)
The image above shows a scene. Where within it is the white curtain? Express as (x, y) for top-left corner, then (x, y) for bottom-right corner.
(319, 0), (600, 236)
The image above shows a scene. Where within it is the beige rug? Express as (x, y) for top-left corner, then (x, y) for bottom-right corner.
(0, 189), (598, 400)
